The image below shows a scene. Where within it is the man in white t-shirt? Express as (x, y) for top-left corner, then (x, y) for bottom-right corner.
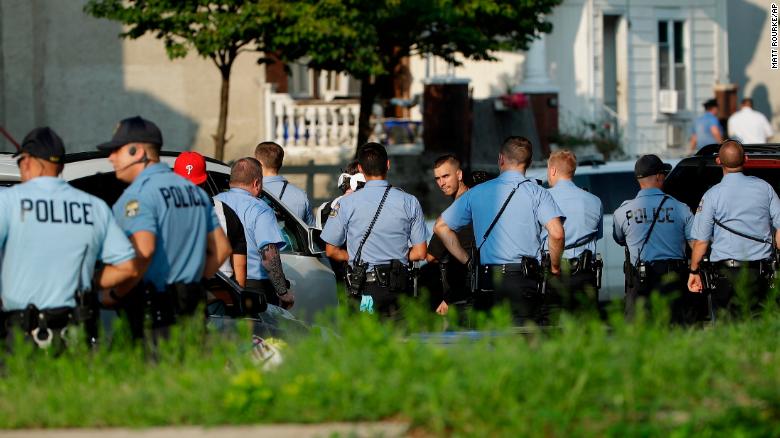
(728, 98), (774, 144)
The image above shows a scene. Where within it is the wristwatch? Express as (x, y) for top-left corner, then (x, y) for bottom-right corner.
(276, 289), (289, 297)
(689, 268), (700, 275)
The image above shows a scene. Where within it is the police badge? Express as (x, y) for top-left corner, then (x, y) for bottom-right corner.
(125, 200), (140, 217)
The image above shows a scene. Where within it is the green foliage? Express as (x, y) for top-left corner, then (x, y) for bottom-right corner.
(84, 0), (272, 70)
(1, 302), (780, 436)
(271, 0), (563, 78)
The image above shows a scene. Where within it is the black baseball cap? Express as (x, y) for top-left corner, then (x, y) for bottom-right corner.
(634, 154), (672, 179)
(14, 127), (66, 164)
(97, 116), (163, 151)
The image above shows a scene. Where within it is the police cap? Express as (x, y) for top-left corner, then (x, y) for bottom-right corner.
(634, 154), (672, 179)
(14, 127), (66, 164)
(97, 116), (163, 151)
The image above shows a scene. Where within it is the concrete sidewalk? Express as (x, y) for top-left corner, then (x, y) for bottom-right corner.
(0, 422), (409, 438)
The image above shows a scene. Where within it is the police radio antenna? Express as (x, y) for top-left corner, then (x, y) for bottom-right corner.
(0, 126), (20, 152)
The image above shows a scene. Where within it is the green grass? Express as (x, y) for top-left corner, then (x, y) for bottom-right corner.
(0, 300), (779, 437)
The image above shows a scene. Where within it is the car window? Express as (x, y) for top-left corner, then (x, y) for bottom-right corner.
(573, 172), (639, 213)
(69, 173), (128, 207)
(206, 171), (307, 255)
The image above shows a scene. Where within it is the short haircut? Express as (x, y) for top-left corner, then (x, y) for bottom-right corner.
(345, 159), (360, 175)
(433, 154), (461, 170)
(358, 142), (388, 176)
(230, 157), (263, 185)
(548, 150), (577, 177)
(140, 142), (160, 160)
(500, 136), (533, 166)
(254, 141), (284, 171)
(703, 99), (718, 110)
(742, 97), (754, 107)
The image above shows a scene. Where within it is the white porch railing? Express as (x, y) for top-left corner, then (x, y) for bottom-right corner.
(264, 91), (360, 150)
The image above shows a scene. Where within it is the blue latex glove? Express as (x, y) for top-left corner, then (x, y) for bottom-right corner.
(359, 295), (374, 313)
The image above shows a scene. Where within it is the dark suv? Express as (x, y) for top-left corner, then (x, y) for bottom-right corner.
(664, 143), (780, 210)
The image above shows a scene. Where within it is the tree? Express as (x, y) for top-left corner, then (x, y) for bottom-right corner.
(269, 0), (562, 149)
(84, 0), (272, 161)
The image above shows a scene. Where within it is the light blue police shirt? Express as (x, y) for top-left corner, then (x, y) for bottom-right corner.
(0, 177), (135, 311)
(442, 170), (564, 264)
(543, 179), (603, 259)
(691, 112), (723, 150)
(691, 172), (780, 261)
(215, 188), (284, 280)
(263, 176), (314, 226)
(113, 163), (220, 291)
(613, 188), (693, 264)
(320, 180), (427, 268)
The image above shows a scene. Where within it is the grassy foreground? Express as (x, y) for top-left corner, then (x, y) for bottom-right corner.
(0, 302), (778, 437)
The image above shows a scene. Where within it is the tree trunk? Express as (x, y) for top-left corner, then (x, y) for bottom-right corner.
(213, 67), (231, 161)
(356, 76), (377, 153)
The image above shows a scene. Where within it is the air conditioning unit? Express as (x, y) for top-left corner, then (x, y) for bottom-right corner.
(659, 90), (679, 114)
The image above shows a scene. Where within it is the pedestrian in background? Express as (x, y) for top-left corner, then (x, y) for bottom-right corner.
(728, 98), (774, 144)
(689, 99), (723, 153)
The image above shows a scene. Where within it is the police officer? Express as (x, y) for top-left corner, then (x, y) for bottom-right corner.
(543, 150), (603, 321)
(427, 154), (475, 316)
(98, 116), (231, 339)
(689, 140), (780, 317)
(434, 136), (565, 325)
(321, 142), (428, 317)
(0, 127), (137, 348)
(255, 142), (315, 226)
(215, 158), (295, 310)
(613, 155), (694, 323)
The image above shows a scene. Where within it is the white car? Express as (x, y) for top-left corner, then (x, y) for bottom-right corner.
(0, 151), (338, 322)
(526, 158), (681, 301)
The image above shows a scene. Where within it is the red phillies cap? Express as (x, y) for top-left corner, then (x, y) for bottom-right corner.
(174, 151), (207, 185)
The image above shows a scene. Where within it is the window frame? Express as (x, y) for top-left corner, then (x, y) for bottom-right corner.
(654, 8), (693, 118)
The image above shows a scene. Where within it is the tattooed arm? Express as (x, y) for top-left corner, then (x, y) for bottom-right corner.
(261, 243), (295, 309)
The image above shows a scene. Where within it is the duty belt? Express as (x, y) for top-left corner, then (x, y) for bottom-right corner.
(2, 305), (75, 348)
(716, 259), (766, 269)
(480, 257), (540, 276)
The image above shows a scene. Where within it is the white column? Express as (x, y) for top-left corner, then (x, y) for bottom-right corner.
(514, 34), (558, 94)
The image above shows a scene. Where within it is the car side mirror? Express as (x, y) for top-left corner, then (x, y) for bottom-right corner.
(308, 227), (326, 255)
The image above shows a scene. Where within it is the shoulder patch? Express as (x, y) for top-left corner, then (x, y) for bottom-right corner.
(125, 199), (140, 217)
(696, 199), (703, 213)
(329, 203), (339, 217)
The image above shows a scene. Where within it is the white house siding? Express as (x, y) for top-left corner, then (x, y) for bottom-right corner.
(408, 0), (725, 158)
(728, 0), (780, 142)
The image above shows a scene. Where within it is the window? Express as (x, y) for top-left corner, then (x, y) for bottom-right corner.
(573, 172), (639, 213)
(658, 20), (687, 110)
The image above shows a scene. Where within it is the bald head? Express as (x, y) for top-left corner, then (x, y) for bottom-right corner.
(230, 157), (263, 186)
(718, 140), (745, 170)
